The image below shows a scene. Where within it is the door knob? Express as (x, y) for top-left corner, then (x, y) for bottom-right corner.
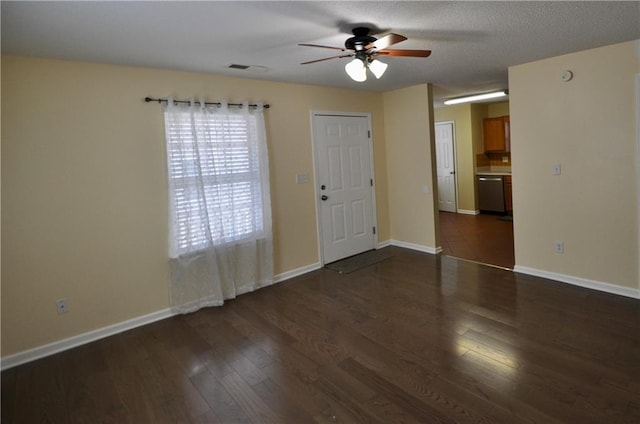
(321, 184), (326, 190)
(321, 195), (328, 201)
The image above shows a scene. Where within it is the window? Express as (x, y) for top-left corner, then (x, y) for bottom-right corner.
(164, 104), (267, 257)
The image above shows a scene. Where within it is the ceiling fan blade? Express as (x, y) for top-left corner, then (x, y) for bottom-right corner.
(300, 54), (352, 65)
(365, 33), (407, 50)
(376, 49), (432, 58)
(298, 43), (349, 52)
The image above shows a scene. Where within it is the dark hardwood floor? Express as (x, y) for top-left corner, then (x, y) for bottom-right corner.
(2, 247), (639, 423)
(439, 211), (515, 269)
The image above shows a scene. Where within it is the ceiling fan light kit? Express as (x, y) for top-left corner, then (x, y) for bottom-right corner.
(443, 90), (508, 105)
(345, 56), (388, 82)
(368, 59), (388, 79)
(300, 26), (430, 82)
(345, 58), (367, 81)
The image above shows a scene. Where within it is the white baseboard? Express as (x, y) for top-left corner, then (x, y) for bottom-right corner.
(457, 209), (480, 215)
(273, 262), (322, 283)
(514, 265), (640, 299)
(1, 262), (323, 371)
(390, 239), (441, 255)
(0, 308), (176, 371)
(377, 240), (392, 249)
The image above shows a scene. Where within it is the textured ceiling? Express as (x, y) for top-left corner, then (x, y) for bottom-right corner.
(2, 1), (639, 105)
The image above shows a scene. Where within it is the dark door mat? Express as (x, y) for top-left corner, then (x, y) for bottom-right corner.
(325, 249), (394, 274)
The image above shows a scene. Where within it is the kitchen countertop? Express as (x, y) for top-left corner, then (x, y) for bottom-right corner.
(477, 171), (512, 176)
(476, 166), (511, 176)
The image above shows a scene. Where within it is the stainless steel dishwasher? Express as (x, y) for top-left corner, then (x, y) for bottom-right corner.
(477, 175), (505, 212)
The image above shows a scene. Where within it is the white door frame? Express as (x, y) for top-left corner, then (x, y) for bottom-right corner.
(636, 73), (640, 283)
(310, 110), (378, 265)
(435, 120), (459, 212)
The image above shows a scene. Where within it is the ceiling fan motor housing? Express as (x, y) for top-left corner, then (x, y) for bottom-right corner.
(345, 27), (376, 51)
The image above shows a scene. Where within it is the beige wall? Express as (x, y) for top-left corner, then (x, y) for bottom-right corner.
(487, 101), (510, 118)
(1, 55), (391, 356)
(383, 84), (439, 248)
(470, 104), (489, 156)
(509, 40), (639, 290)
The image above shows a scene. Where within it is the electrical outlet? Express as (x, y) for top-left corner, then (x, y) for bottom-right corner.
(56, 298), (69, 314)
(554, 240), (564, 254)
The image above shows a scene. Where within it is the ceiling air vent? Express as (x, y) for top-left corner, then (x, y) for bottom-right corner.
(226, 64), (269, 72)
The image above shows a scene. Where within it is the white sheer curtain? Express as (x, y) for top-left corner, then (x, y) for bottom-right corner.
(163, 98), (273, 314)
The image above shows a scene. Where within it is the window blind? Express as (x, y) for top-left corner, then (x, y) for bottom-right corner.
(165, 108), (265, 256)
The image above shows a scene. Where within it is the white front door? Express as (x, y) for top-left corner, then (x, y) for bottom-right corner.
(313, 113), (375, 264)
(435, 122), (457, 212)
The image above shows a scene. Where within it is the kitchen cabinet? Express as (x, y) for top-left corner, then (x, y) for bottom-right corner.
(504, 175), (513, 212)
(483, 115), (510, 152)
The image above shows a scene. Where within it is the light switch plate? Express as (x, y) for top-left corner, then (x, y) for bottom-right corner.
(296, 173), (309, 184)
(552, 163), (561, 176)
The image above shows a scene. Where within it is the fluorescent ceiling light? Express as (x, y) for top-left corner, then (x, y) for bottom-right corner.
(444, 91), (508, 105)
(345, 58), (367, 82)
(368, 59), (388, 79)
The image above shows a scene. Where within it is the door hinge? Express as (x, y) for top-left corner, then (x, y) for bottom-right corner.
(373, 226), (376, 235)
(368, 130), (371, 138)
(370, 179), (373, 187)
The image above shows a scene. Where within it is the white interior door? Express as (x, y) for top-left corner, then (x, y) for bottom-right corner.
(435, 122), (457, 212)
(313, 114), (375, 264)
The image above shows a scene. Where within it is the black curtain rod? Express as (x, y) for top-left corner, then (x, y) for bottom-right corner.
(144, 97), (270, 109)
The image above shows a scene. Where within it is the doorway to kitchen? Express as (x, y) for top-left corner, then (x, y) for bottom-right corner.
(434, 114), (515, 269)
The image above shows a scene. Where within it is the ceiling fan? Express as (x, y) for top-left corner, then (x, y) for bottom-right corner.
(299, 27), (431, 82)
